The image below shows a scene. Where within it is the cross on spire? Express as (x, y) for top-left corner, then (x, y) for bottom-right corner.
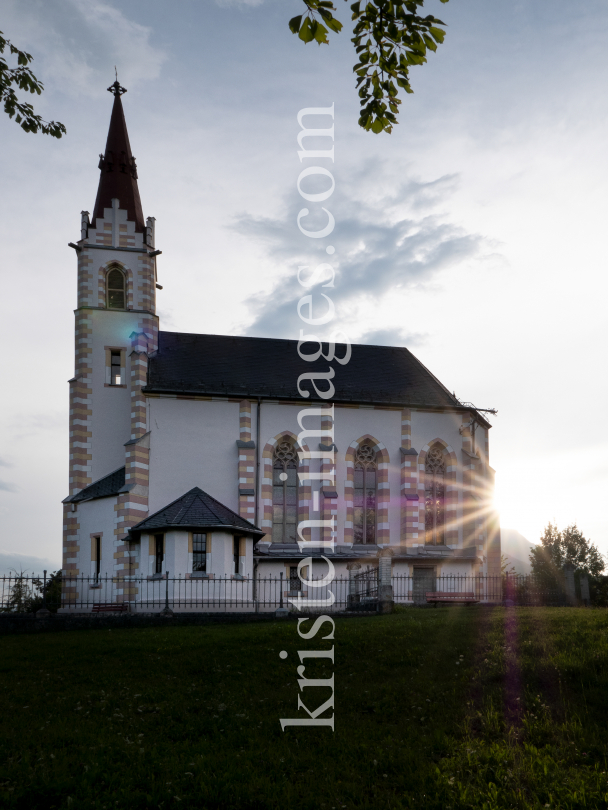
(107, 79), (127, 97)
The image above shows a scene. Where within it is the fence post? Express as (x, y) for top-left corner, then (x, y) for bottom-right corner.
(346, 562), (361, 609)
(504, 571), (512, 605)
(580, 573), (590, 607)
(253, 561), (259, 613)
(377, 548), (394, 614)
(35, 570), (51, 619)
(161, 571), (173, 617)
(274, 571), (289, 618)
(564, 563), (576, 606)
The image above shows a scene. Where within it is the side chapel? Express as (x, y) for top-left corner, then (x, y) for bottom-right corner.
(61, 83), (501, 607)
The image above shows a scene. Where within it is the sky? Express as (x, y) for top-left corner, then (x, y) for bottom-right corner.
(1, 0), (607, 571)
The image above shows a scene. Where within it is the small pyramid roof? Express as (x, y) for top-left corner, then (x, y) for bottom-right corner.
(129, 487), (264, 538)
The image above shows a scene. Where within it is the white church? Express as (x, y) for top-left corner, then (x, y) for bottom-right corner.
(61, 82), (500, 611)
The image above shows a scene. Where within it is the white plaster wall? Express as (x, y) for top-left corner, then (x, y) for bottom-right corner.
(146, 396), (490, 554)
(89, 308), (142, 481)
(241, 537), (253, 578)
(73, 496), (117, 577)
(148, 398), (240, 513)
(211, 531), (233, 577)
(167, 530), (189, 576)
(256, 557), (351, 581)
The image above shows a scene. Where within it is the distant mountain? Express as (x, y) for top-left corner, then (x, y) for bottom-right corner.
(500, 529), (538, 575)
(0, 550), (61, 577)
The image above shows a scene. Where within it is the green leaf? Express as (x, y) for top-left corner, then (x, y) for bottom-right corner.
(299, 17), (315, 43)
(289, 15), (303, 34)
(371, 118), (383, 134)
(423, 34), (437, 52)
(317, 8), (343, 33)
(313, 21), (330, 44)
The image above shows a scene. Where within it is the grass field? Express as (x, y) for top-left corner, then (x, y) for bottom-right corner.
(1, 607), (608, 810)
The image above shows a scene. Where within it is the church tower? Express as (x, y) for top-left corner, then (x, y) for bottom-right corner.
(63, 81), (159, 580)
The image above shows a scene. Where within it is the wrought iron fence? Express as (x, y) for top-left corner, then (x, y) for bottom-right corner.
(350, 566), (378, 606)
(0, 571), (575, 614)
(391, 573), (568, 606)
(0, 572), (351, 614)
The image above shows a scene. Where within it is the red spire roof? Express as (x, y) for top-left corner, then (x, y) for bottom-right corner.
(92, 82), (145, 233)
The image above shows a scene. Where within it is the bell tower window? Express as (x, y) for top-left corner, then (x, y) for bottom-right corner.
(107, 268), (126, 309)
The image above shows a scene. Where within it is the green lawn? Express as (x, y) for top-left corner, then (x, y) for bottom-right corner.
(1, 608), (607, 809)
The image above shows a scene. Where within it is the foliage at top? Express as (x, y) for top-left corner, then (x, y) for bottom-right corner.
(289, 1), (449, 134)
(0, 30), (66, 138)
(529, 522), (605, 581)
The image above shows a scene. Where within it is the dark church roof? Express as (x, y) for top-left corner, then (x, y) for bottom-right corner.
(128, 487), (264, 538)
(92, 83), (145, 232)
(63, 466), (126, 504)
(145, 331), (476, 413)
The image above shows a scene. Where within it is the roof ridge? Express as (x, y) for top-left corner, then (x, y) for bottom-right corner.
(129, 486), (263, 535)
(141, 486), (201, 525)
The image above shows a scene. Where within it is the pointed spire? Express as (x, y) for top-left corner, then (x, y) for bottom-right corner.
(92, 81), (145, 233)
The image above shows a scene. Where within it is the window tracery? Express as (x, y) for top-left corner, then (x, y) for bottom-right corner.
(425, 443), (446, 545)
(354, 443), (377, 544)
(272, 440), (298, 543)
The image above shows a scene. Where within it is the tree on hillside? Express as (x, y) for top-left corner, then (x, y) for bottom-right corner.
(530, 522), (605, 583)
(290, 1), (449, 133)
(0, 570), (62, 613)
(500, 554), (515, 575)
(0, 570), (36, 613)
(0, 30), (65, 137)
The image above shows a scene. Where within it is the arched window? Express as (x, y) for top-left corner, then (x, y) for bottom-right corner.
(354, 444), (377, 544)
(107, 268), (126, 309)
(425, 443), (446, 545)
(272, 439), (298, 543)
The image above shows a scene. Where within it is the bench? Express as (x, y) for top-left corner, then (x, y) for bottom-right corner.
(91, 603), (129, 614)
(425, 591), (479, 606)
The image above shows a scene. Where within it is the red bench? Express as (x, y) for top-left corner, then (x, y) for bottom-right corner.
(426, 591), (479, 606)
(91, 603), (129, 614)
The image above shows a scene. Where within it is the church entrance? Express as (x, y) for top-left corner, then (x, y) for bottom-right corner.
(413, 566), (436, 605)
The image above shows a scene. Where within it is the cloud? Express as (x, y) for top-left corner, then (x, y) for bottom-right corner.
(214, 0), (266, 6)
(0, 481), (18, 493)
(231, 161), (487, 341)
(10, 412), (65, 440)
(2, 0), (167, 97)
(357, 327), (427, 348)
(0, 457), (12, 468)
(0, 550), (61, 576)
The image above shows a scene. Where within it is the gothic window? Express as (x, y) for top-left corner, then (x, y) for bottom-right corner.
(107, 267), (126, 309)
(272, 440), (298, 543)
(354, 444), (377, 544)
(425, 444), (446, 545)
